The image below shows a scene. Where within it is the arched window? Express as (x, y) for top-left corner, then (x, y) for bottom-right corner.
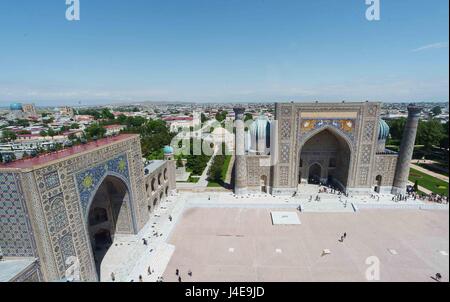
(151, 178), (156, 192)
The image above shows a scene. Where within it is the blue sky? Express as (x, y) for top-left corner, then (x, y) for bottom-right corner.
(0, 0), (448, 106)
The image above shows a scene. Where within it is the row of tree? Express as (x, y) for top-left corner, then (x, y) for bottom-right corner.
(387, 118), (449, 151)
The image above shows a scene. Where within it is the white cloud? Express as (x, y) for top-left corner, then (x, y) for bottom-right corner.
(412, 42), (449, 52)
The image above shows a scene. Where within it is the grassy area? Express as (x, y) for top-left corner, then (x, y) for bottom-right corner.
(207, 155), (232, 188)
(409, 168), (449, 197)
(221, 155), (232, 179)
(416, 163), (449, 177)
(207, 181), (222, 187)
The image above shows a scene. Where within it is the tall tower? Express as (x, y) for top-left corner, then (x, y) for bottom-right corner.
(391, 104), (422, 195)
(233, 107), (248, 194)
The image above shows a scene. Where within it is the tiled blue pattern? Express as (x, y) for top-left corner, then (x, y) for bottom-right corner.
(76, 154), (130, 216)
(0, 173), (34, 257)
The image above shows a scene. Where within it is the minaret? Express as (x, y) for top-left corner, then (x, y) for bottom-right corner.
(391, 104), (422, 195)
(233, 107), (248, 194)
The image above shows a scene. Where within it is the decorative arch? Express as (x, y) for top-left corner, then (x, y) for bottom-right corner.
(83, 172), (136, 232)
(299, 124), (354, 152)
(297, 126), (353, 189)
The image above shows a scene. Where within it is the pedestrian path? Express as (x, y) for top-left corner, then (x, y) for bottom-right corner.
(410, 161), (449, 182)
(100, 192), (186, 282)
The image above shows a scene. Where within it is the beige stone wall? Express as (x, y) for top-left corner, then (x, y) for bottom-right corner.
(143, 161), (176, 215)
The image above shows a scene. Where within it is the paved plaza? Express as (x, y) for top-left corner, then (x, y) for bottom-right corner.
(163, 207), (448, 282)
(99, 189), (449, 282)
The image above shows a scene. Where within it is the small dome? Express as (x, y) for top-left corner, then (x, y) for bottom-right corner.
(378, 119), (390, 140)
(163, 145), (174, 154)
(10, 103), (23, 111)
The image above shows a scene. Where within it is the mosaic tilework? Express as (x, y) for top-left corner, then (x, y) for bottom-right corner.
(49, 194), (69, 231)
(280, 144), (290, 163)
(75, 154), (130, 216)
(59, 234), (76, 269)
(299, 118), (356, 144)
(280, 120), (291, 139)
(360, 145), (372, 165)
(0, 173), (34, 257)
(44, 171), (60, 190)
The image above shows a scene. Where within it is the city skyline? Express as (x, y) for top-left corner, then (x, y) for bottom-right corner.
(0, 0), (448, 106)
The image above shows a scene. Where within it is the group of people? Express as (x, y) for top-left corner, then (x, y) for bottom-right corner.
(175, 268), (193, 282)
(391, 192), (449, 204)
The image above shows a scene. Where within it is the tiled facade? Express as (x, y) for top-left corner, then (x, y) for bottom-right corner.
(237, 102), (408, 196)
(0, 134), (176, 282)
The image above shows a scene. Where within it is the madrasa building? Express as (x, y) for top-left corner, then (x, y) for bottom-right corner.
(234, 102), (421, 196)
(0, 134), (176, 282)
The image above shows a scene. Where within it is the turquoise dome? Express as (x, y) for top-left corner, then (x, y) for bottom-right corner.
(378, 119), (390, 140)
(10, 103), (23, 111)
(163, 145), (174, 154)
(249, 114), (271, 150)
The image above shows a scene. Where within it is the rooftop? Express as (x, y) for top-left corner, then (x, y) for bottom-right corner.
(144, 160), (166, 174)
(0, 134), (138, 170)
(0, 258), (36, 282)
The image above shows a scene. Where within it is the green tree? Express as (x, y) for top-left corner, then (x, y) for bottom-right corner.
(47, 128), (56, 138)
(2, 130), (17, 142)
(440, 121), (449, 149)
(117, 114), (128, 125)
(200, 113), (209, 123)
(85, 123), (106, 139)
(416, 119), (444, 151)
(176, 156), (183, 168)
(244, 113), (253, 122)
(70, 123), (80, 129)
(139, 120), (174, 158)
(431, 106), (442, 116)
(16, 119), (30, 127)
(387, 118), (406, 143)
(215, 111), (227, 122)
(101, 108), (115, 120)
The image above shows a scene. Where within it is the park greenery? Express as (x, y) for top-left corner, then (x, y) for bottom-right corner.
(207, 142), (232, 187)
(387, 118), (448, 151)
(409, 168), (448, 197)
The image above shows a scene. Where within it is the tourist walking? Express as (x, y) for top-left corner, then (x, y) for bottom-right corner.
(176, 269), (179, 276)
(111, 272), (115, 282)
(148, 266), (152, 275)
(139, 275), (143, 282)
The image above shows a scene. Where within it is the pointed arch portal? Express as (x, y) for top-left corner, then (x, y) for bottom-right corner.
(298, 128), (352, 189)
(86, 175), (133, 280)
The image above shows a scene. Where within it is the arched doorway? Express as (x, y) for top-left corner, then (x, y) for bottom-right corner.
(374, 175), (382, 193)
(299, 128), (351, 190)
(308, 163), (322, 184)
(260, 175), (268, 193)
(87, 175), (132, 280)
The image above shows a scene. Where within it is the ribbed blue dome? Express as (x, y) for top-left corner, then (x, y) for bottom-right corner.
(163, 145), (174, 154)
(378, 119), (390, 140)
(249, 114), (271, 150)
(10, 103), (23, 111)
